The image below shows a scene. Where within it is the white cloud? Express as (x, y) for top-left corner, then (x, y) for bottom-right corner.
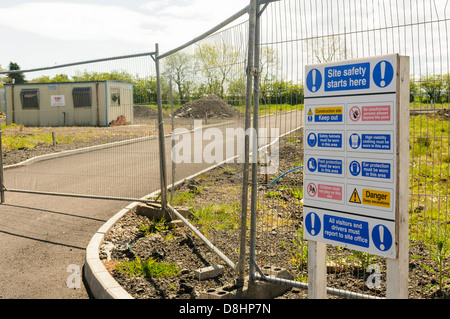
(0, 2), (155, 44)
(139, 0), (171, 12)
(0, 1), (249, 46)
(0, 0), (250, 68)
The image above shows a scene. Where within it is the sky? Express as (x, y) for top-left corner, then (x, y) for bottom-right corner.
(0, 0), (250, 72)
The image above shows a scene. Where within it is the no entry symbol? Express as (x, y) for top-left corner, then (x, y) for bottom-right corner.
(307, 183), (317, 197)
(350, 106), (361, 122)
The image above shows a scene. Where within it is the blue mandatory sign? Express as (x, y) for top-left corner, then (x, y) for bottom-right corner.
(361, 134), (391, 150)
(349, 160), (361, 176)
(305, 212), (321, 236)
(373, 60), (394, 88)
(307, 157), (317, 172)
(324, 62), (370, 92)
(361, 161), (391, 179)
(317, 133), (343, 148)
(323, 215), (370, 248)
(306, 69), (323, 93)
(372, 224), (393, 251)
(349, 133), (361, 149)
(307, 133), (317, 147)
(317, 158), (343, 175)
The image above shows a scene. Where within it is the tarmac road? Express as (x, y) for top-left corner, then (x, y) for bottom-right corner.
(0, 110), (303, 299)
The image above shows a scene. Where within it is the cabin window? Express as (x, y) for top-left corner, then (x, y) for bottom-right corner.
(20, 89), (39, 109)
(111, 88), (120, 106)
(72, 87), (92, 108)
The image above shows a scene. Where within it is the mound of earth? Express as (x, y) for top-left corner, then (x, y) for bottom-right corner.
(134, 105), (161, 119)
(174, 95), (241, 119)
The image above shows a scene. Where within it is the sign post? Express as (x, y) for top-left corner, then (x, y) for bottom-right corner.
(303, 54), (410, 298)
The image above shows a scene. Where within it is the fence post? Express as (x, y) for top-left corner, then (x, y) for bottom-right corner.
(0, 128), (4, 203)
(169, 76), (175, 204)
(238, 0), (257, 286)
(155, 43), (168, 209)
(249, 0), (262, 283)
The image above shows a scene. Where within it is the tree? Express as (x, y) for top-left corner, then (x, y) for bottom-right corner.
(133, 76), (157, 104)
(194, 43), (240, 98)
(308, 35), (349, 63)
(420, 74), (444, 103)
(6, 62), (25, 84)
(0, 65), (5, 87)
(72, 70), (133, 82)
(410, 76), (419, 102)
(163, 52), (195, 104)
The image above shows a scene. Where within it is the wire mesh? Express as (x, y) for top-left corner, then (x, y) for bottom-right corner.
(2, 53), (164, 199)
(0, 0), (448, 299)
(253, 0), (449, 299)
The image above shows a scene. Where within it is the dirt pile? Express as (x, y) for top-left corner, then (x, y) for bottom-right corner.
(174, 95), (241, 119)
(134, 105), (161, 119)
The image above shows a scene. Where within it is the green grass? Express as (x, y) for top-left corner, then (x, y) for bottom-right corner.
(409, 113), (449, 246)
(0, 123), (95, 150)
(116, 255), (181, 279)
(147, 102), (304, 116)
(189, 202), (241, 232)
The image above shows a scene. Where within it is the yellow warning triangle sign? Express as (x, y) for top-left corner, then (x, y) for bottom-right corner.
(349, 188), (361, 204)
(308, 108), (313, 116)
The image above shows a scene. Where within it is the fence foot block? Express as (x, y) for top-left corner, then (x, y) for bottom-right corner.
(198, 265), (293, 299)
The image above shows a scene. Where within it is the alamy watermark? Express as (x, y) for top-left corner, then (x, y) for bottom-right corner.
(66, 264), (81, 289)
(366, 264), (382, 289)
(171, 120), (280, 174)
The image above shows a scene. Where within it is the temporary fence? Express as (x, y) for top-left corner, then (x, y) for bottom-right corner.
(250, 0), (449, 299)
(0, 52), (165, 202)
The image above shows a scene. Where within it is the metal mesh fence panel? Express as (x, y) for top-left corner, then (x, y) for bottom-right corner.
(252, 0), (449, 299)
(1, 53), (165, 200)
(160, 19), (251, 271)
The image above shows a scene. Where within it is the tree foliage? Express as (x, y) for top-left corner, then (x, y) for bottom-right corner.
(6, 62), (26, 84)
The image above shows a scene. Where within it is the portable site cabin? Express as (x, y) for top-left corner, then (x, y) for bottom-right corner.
(4, 81), (133, 127)
(0, 88), (5, 112)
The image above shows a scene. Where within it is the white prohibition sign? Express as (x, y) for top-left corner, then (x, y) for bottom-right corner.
(307, 183), (317, 197)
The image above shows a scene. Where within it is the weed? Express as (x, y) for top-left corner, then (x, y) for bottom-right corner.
(190, 202), (240, 232)
(139, 217), (169, 236)
(265, 191), (281, 198)
(170, 191), (195, 206)
(422, 224), (450, 293)
(289, 229), (308, 281)
(116, 255), (181, 278)
(348, 251), (378, 270)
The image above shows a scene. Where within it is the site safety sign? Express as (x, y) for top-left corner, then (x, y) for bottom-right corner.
(303, 54), (402, 258)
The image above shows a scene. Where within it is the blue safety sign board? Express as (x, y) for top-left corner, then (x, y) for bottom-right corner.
(323, 214), (370, 248)
(348, 133), (392, 151)
(307, 132), (343, 149)
(304, 57), (396, 97)
(303, 54), (401, 259)
(324, 62), (371, 92)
